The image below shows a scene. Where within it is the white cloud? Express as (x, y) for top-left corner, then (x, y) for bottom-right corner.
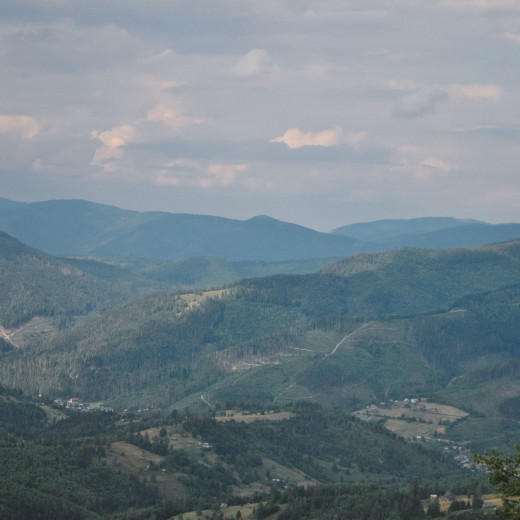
(204, 163), (248, 187)
(393, 146), (454, 181)
(388, 79), (421, 91)
(0, 115), (40, 139)
(91, 124), (135, 171)
(155, 159), (248, 188)
(147, 104), (203, 129)
(504, 32), (520, 45)
(436, 0), (520, 11)
(451, 83), (502, 101)
(303, 7), (389, 20)
(234, 49), (273, 78)
(345, 131), (368, 149)
(272, 127), (343, 148)
(422, 157), (453, 172)
(393, 88), (448, 118)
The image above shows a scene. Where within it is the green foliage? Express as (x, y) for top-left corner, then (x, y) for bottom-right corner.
(0, 231), (158, 328)
(0, 396), (48, 438)
(474, 445), (520, 519)
(0, 442), (158, 519)
(183, 404), (464, 485)
(278, 483), (425, 520)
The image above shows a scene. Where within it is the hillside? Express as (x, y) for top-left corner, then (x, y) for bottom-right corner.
(3, 240), (520, 453)
(0, 385), (482, 520)
(332, 217), (520, 251)
(0, 199), (359, 261)
(332, 217), (481, 241)
(1, 198), (520, 264)
(0, 231), (166, 330)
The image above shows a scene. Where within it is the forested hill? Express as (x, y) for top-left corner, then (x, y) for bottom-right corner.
(3, 238), (520, 454)
(319, 240), (520, 293)
(332, 216), (520, 251)
(0, 231), (163, 329)
(0, 385), (483, 520)
(1, 198), (520, 263)
(0, 199), (359, 261)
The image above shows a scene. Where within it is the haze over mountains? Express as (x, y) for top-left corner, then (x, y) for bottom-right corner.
(2, 217), (520, 452)
(2, 198), (520, 262)
(2, 198), (520, 518)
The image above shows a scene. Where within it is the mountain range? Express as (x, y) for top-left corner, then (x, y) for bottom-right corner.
(1, 198), (520, 263)
(2, 221), (520, 452)
(1, 203), (520, 518)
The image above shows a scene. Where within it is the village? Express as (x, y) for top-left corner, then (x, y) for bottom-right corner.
(53, 397), (114, 412)
(352, 397), (487, 471)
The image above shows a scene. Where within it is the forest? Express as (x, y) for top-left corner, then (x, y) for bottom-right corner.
(2, 231), (520, 517)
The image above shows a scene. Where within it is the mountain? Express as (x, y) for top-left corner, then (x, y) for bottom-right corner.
(0, 199), (359, 261)
(332, 217), (520, 251)
(0, 231), (164, 329)
(3, 198), (519, 264)
(0, 197), (25, 210)
(332, 217), (481, 241)
(3, 238), (520, 452)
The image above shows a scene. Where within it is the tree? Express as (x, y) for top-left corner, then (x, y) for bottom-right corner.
(474, 444), (520, 518)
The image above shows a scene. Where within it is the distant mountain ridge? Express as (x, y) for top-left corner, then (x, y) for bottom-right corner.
(3, 226), (520, 451)
(0, 199), (359, 261)
(0, 198), (519, 261)
(332, 217), (483, 241)
(332, 216), (520, 251)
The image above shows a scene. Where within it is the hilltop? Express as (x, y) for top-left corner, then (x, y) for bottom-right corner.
(1, 199), (520, 264)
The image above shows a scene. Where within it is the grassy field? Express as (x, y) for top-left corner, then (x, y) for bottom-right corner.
(353, 399), (468, 439)
(171, 502), (262, 520)
(3, 316), (58, 347)
(108, 440), (187, 500)
(180, 289), (230, 310)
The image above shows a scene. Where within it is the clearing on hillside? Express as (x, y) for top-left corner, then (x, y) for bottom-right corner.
(353, 399), (468, 439)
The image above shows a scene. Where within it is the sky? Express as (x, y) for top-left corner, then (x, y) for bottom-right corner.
(1, 0), (520, 231)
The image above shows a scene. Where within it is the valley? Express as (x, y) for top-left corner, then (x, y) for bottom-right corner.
(2, 202), (520, 518)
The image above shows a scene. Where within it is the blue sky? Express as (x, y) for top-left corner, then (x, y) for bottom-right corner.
(1, 0), (519, 231)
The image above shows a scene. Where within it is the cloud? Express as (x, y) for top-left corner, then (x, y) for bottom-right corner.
(344, 131), (368, 149)
(272, 127), (343, 149)
(155, 159), (248, 188)
(234, 49), (273, 78)
(393, 88), (448, 118)
(303, 7), (389, 21)
(452, 83), (502, 101)
(147, 104), (203, 129)
(0, 115), (40, 139)
(422, 157), (453, 172)
(90, 124), (135, 171)
(204, 163), (248, 187)
(436, 0), (520, 11)
(393, 145), (454, 181)
(504, 32), (520, 45)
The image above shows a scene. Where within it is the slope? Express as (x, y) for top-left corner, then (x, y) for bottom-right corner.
(332, 217), (520, 251)
(3, 240), (520, 426)
(0, 198), (359, 261)
(0, 230), (164, 329)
